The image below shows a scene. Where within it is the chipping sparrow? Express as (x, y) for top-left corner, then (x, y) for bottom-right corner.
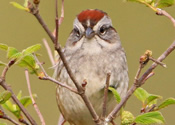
(54, 9), (129, 125)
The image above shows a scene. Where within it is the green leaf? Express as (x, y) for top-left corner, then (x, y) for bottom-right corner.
(134, 111), (165, 124)
(146, 94), (162, 105)
(10, 2), (29, 11)
(17, 90), (22, 100)
(134, 88), (149, 103)
(23, 44), (41, 56)
(24, 0), (29, 7)
(156, 0), (175, 8)
(17, 55), (38, 75)
(7, 47), (19, 59)
(0, 91), (12, 104)
(20, 94), (37, 108)
(157, 98), (175, 110)
(108, 87), (121, 103)
(2, 100), (15, 112)
(0, 43), (8, 51)
(10, 52), (22, 59)
(0, 61), (7, 67)
(121, 111), (135, 125)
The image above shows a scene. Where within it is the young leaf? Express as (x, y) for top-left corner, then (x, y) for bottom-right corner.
(20, 94), (37, 107)
(2, 100), (15, 113)
(7, 47), (19, 59)
(121, 111), (135, 125)
(17, 90), (22, 100)
(134, 111), (165, 124)
(0, 61), (7, 67)
(146, 94), (162, 105)
(156, 0), (175, 8)
(24, 0), (29, 7)
(108, 87), (121, 103)
(0, 91), (12, 104)
(23, 44), (41, 56)
(10, 2), (29, 11)
(157, 98), (175, 110)
(10, 52), (22, 59)
(134, 88), (149, 103)
(17, 55), (38, 75)
(0, 43), (8, 51)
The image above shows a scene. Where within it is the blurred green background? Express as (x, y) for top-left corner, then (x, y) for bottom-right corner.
(0, 0), (175, 124)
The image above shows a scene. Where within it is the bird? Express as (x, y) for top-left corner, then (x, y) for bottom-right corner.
(54, 9), (129, 125)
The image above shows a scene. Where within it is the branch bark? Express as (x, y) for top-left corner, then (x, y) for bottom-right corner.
(30, 2), (101, 124)
(25, 70), (45, 125)
(0, 60), (37, 125)
(106, 41), (175, 123)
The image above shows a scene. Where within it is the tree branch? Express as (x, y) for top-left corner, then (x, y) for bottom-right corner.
(43, 38), (55, 66)
(102, 73), (111, 120)
(0, 60), (37, 125)
(156, 9), (175, 27)
(30, 2), (101, 124)
(25, 70), (45, 125)
(106, 41), (175, 123)
(0, 106), (20, 125)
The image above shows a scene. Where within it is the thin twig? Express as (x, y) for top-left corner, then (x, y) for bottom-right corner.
(42, 76), (78, 94)
(106, 41), (175, 123)
(59, 0), (64, 25)
(0, 106), (20, 125)
(33, 54), (78, 94)
(55, 0), (59, 48)
(25, 70), (45, 125)
(0, 80), (37, 125)
(30, 3), (101, 124)
(0, 60), (37, 125)
(102, 73), (111, 120)
(134, 64), (143, 85)
(33, 54), (48, 77)
(43, 39), (55, 66)
(142, 72), (155, 84)
(149, 57), (166, 68)
(1, 59), (16, 79)
(156, 9), (175, 27)
(57, 114), (66, 125)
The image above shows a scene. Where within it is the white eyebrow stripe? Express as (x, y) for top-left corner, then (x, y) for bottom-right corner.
(86, 19), (90, 27)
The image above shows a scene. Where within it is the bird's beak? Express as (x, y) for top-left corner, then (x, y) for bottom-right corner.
(85, 27), (95, 39)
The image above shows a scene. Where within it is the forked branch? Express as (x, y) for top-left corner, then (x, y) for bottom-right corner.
(106, 41), (175, 123)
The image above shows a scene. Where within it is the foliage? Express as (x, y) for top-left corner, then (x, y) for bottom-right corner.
(111, 87), (175, 124)
(134, 111), (165, 124)
(0, 43), (41, 75)
(126, 0), (175, 11)
(1, 91), (37, 119)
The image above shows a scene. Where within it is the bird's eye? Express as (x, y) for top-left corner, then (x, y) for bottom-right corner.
(74, 27), (80, 37)
(99, 25), (107, 35)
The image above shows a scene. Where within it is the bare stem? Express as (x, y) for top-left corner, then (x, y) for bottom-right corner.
(0, 60), (37, 125)
(30, 3), (100, 124)
(134, 64), (143, 85)
(0, 106), (19, 125)
(43, 38), (55, 66)
(1, 59), (16, 79)
(102, 73), (111, 120)
(34, 54), (78, 94)
(57, 114), (66, 125)
(0, 80), (37, 125)
(156, 9), (175, 27)
(106, 41), (175, 123)
(25, 70), (45, 125)
(149, 57), (166, 68)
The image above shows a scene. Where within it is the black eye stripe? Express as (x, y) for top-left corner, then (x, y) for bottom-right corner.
(99, 25), (111, 35)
